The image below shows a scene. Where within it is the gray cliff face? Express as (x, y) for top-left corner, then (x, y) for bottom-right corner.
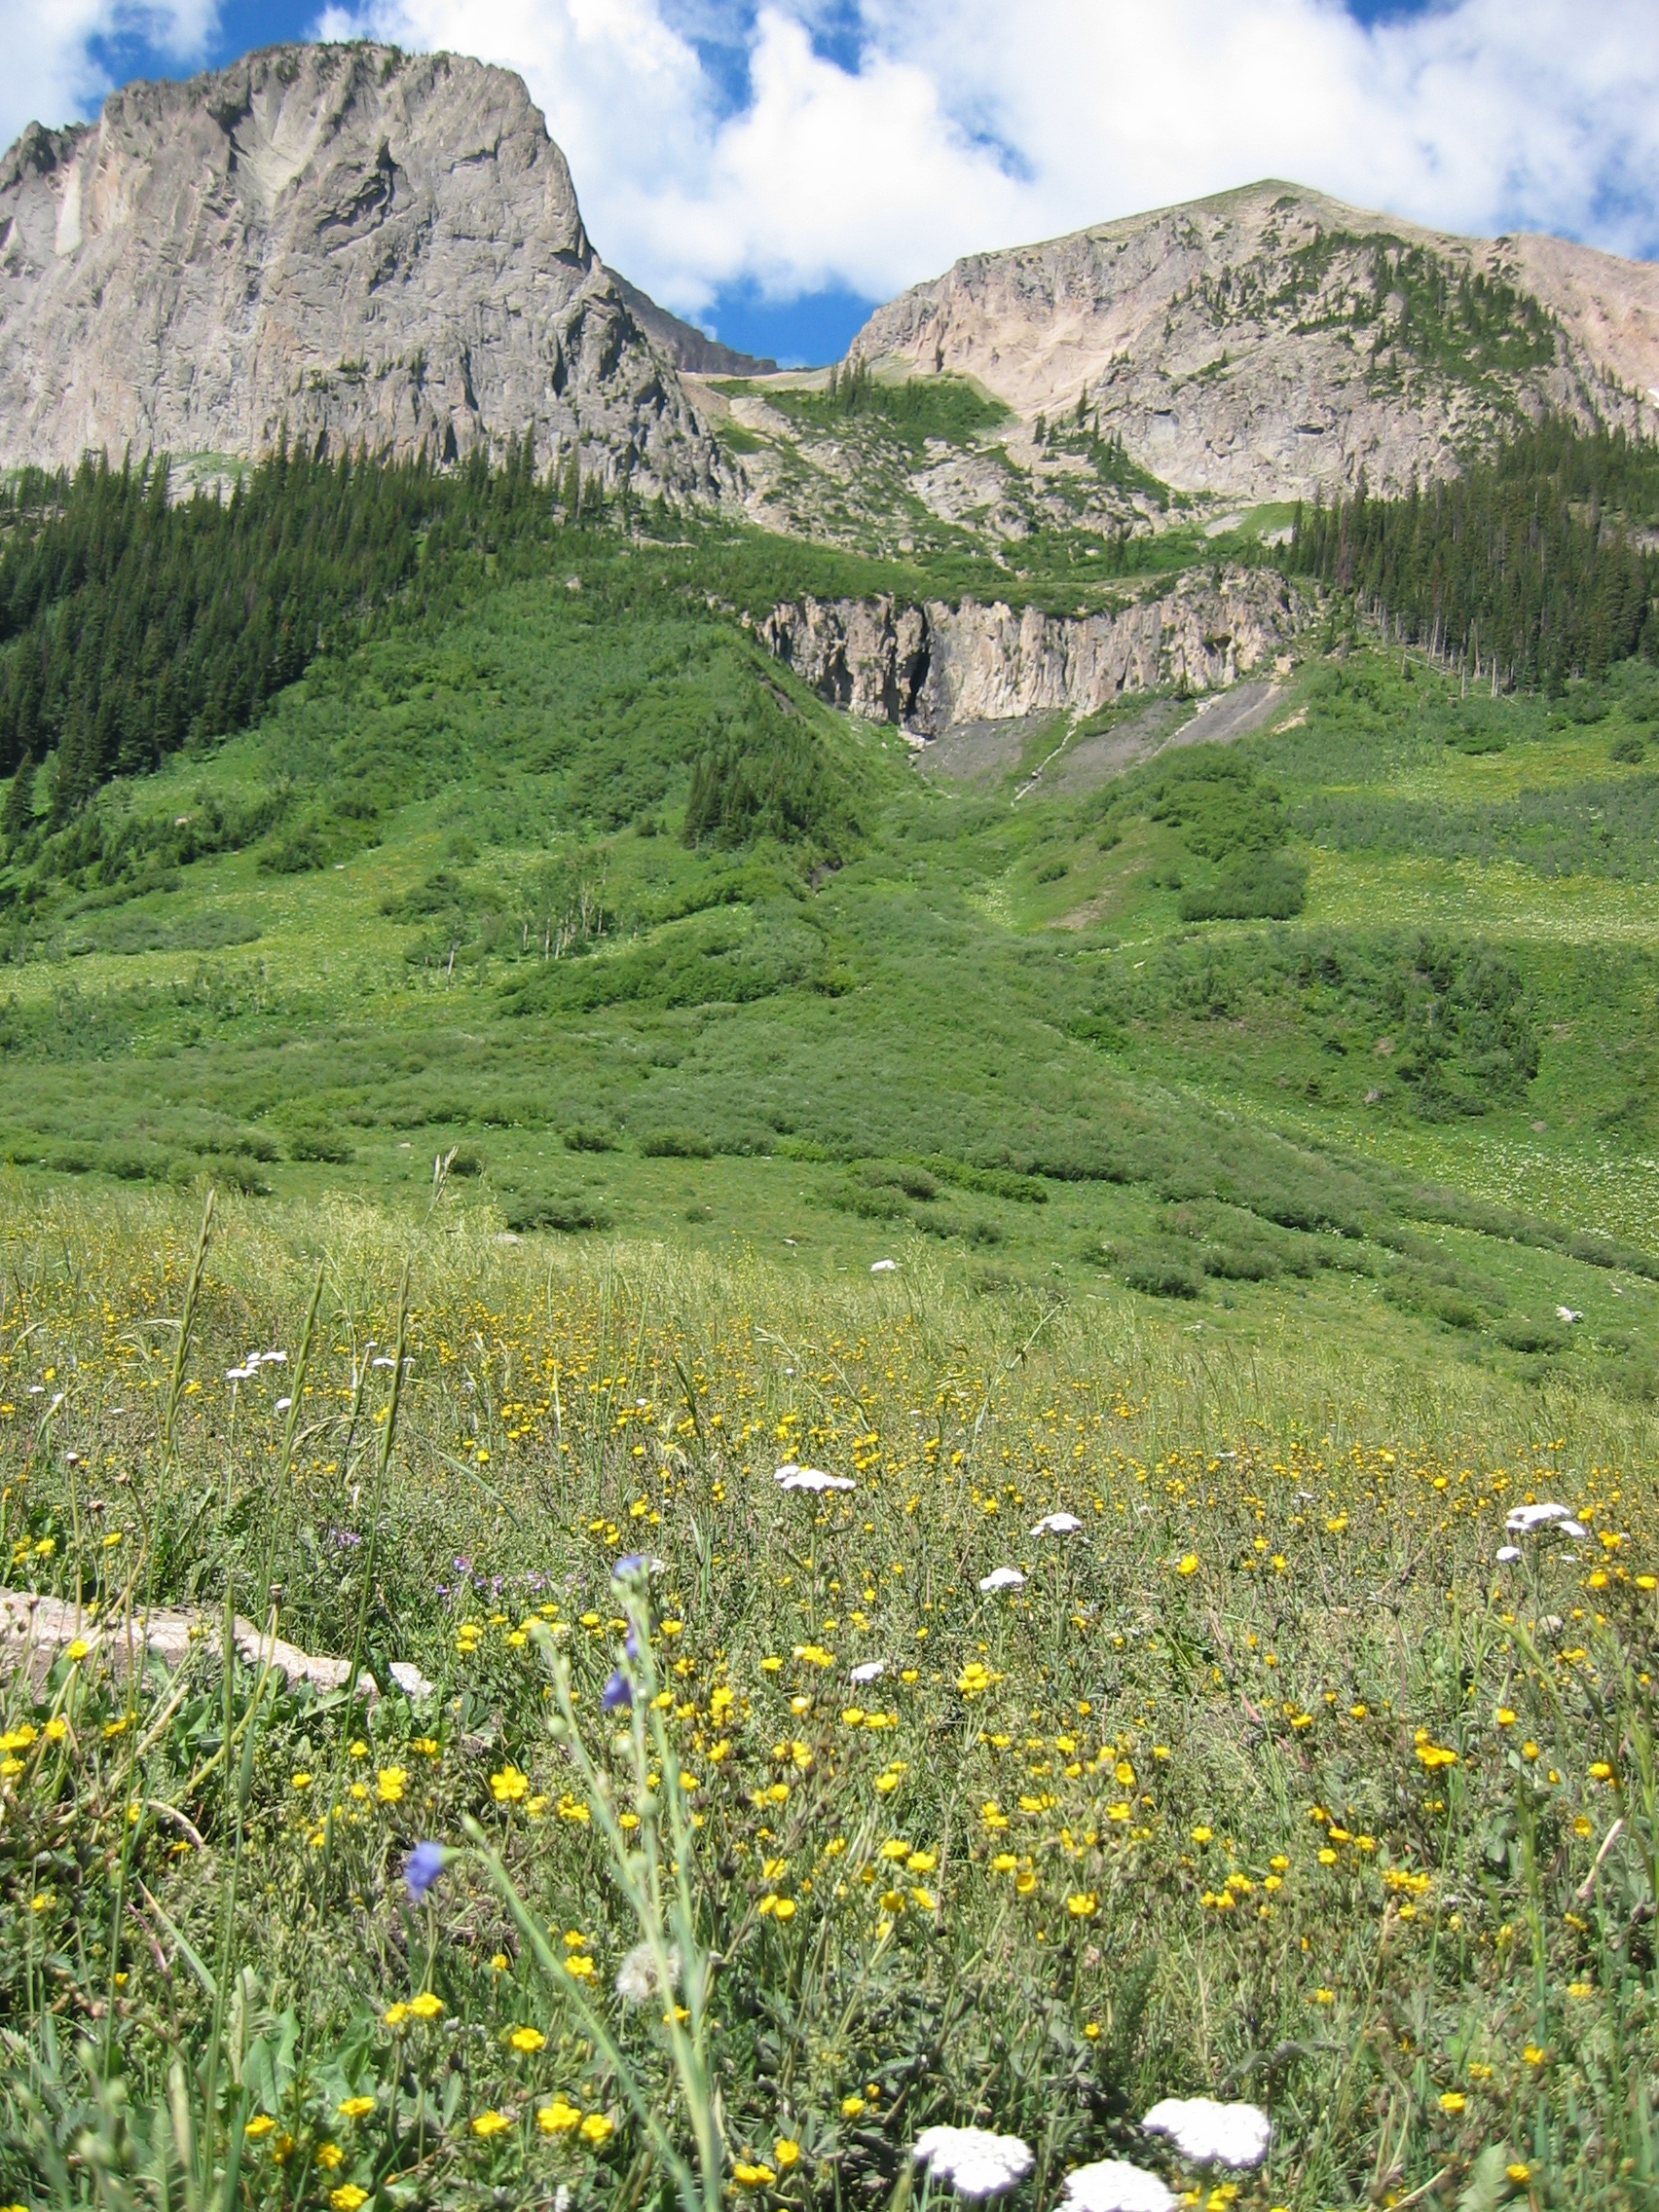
(758, 570), (1304, 736)
(850, 181), (1659, 503)
(603, 268), (776, 378)
(0, 43), (726, 493)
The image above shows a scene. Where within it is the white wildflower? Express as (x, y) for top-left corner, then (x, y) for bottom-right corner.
(912, 2125), (1033, 2197)
(1062, 2160), (1176, 2212)
(1142, 2097), (1270, 2169)
(1030, 1512), (1083, 1537)
(775, 1464), (856, 1493)
(978, 1567), (1025, 1593)
(1505, 1502), (1571, 1534)
(849, 1659), (888, 1683)
(1556, 1306), (1582, 1323)
(614, 1940), (680, 2005)
(870, 1259), (899, 1272)
(1495, 1545), (1522, 1563)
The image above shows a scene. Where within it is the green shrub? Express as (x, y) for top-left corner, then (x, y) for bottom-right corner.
(502, 1190), (612, 1232)
(258, 823), (331, 874)
(1179, 853), (1309, 921)
(824, 1180), (907, 1222)
(102, 1149), (171, 1183)
(288, 1132), (355, 1163)
(1120, 1245), (1202, 1298)
(209, 1157), (271, 1197)
(1199, 1242), (1283, 1281)
(865, 1162), (939, 1200)
(565, 1124), (618, 1153)
(924, 1158), (1049, 1205)
(1144, 748), (1286, 860)
(709, 1126), (780, 1157)
(1497, 1319), (1571, 1353)
(508, 906), (828, 1016)
(640, 1129), (715, 1159)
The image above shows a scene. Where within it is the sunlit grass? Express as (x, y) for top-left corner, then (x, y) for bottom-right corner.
(1, 1189), (1657, 2205)
(1303, 849), (1659, 948)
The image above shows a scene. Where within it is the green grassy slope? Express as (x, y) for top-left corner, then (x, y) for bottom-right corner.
(2, 515), (1658, 1411)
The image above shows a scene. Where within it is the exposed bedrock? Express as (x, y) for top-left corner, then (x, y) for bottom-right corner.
(757, 567), (1307, 735)
(0, 43), (727, 497)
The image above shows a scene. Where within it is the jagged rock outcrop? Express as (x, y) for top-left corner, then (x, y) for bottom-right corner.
(850, 180), (1659, 503)
(0, 42), (726, 494)
(759, 568), (1305, 735)
(604, 267), (776, 377)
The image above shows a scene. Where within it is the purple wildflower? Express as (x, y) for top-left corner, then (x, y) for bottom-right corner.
(404, 1841), (445, 1901)
(602, 1670), (633, 1712)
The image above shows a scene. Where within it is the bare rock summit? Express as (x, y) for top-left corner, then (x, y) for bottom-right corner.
(851, 180), (1659, 502)
(0, 42), (725, 495)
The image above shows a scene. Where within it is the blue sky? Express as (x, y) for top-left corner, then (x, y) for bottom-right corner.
(17, 0), (1658, 368)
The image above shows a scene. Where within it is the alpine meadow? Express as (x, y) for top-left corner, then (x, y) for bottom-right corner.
(3, 40), (1659, 2212)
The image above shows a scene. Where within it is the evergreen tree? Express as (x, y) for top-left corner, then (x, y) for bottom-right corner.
(2, 754), (35, 842)
(0, 441), (572, 821)
(1285, 416), (1659, 686)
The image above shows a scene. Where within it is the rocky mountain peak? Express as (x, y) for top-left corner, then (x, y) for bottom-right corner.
(850, 179), (1659, 502)
(0, 42), (726, 496)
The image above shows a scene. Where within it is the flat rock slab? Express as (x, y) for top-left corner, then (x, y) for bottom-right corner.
(914, 714), (1057, 782)
(1168, 676), (1282, 749)
(921, 677), (1284, 800)
(0, 1589), (432, 1701)
(1042, 697), (1195, 793)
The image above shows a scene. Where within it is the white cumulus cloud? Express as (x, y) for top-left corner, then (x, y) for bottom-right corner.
(313, 0), (1659, 313)
(9, 0), (1658, 325)
(0, 0), (219, 156)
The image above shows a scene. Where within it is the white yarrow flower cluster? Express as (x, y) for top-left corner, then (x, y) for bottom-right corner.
(775, 1463), (856, 1493)
(225, 1349), (288, 1382)
(1061, 2160), (1176, 2212)
(1505, 1500), (1586, 1539)
(1030, 1512), (1083, 1536)
(978, 1567), (1026, 1593)
(912, 2126), (1033, 2197)
(614, 1940), (680, 2005)
(1142, 2097), (1271, 2169)
(849, 1659), (888, 1683)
